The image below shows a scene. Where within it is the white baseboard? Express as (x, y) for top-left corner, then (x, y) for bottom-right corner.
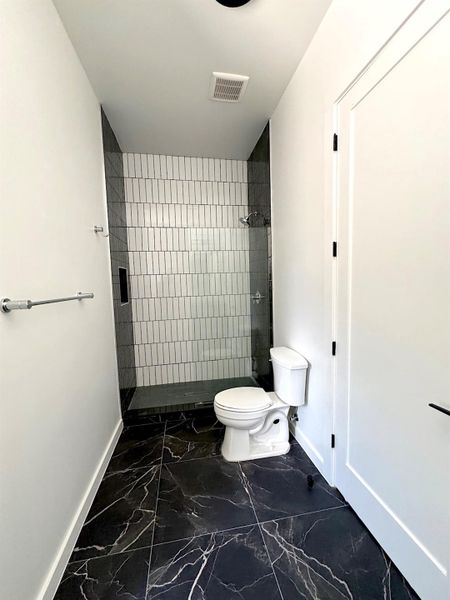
(289, 422), (335, 485)
(39, 419), (123, 600)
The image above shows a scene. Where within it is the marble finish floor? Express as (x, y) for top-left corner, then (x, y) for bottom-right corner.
(55, 410), (419, 599)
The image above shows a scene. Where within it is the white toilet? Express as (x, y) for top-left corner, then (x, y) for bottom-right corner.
(214, 347), (308, 462)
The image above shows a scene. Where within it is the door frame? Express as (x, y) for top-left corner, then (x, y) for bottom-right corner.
(330, 2), (450, 597)
(330, 0), (430, 487)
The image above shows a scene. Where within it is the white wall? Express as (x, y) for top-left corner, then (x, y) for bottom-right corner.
(271, 0), (421, 482)
(0, 2), (121, 599)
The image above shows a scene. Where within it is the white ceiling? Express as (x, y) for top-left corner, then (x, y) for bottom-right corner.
(53, 0), (331, 159)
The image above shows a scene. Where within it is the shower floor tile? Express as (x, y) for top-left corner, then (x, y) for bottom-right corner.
(56, 409), (419, 599)
(127, 377), (258, 416)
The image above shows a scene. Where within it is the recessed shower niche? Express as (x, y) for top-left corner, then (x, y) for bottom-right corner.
(118, 267), (129, 305)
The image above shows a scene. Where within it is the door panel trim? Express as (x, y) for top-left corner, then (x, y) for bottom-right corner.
(347, 463), (446, 574)
(333, 3), (450, 597)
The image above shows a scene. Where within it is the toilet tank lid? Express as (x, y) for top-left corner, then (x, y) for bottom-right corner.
(270, 347), (308, 370)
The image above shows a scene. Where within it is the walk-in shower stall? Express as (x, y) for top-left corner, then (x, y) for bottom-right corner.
(102, 114), (272, 419)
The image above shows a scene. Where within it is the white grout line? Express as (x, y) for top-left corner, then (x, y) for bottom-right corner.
(66, 503), (350, 566)
(160, 451), (224, 467)
(259, 503), (349, 527)
(148, 501), (351, 551)
(149, 521), (259, 549)
(238, 463), (285, 600)
(66, 543), (154, 566)
(145, 420), (166, 597)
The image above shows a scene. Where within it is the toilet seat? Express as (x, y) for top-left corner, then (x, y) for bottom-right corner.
(214, 387), (272, 413)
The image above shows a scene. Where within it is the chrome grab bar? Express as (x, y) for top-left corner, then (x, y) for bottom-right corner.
(1, 292), (94, 313)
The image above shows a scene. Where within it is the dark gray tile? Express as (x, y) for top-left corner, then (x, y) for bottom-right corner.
(54, 547), (149, 600)
(248, 122), (273, 388)
(108, 423), (164, 473)
(154, 457), (256, 544)
(71, 465), (159, 561)
(240, 441), (345, 522)
(261, 507), (419, 600)
(163, 415), (224, 463)
(148, 525), (281, 599)
(129, 378), (258, 412)
(101, 108), (136, 413)
(119, 386), (136, 415)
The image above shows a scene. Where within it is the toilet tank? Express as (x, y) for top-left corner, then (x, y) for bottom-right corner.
(270, 347), (308, 406)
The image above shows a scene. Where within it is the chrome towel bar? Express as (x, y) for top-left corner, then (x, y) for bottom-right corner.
(1, 292), (94, 313)
(429, 403), (450, 417)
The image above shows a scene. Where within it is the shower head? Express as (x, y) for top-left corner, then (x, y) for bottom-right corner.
(239, 211), (258, 226)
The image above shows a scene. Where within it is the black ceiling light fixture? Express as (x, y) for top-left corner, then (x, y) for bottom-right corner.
(215, 0), (253, 7)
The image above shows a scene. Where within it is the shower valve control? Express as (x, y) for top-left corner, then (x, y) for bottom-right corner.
(250, 290), (265, 305)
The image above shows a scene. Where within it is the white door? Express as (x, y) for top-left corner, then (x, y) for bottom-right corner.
(335, 2), (450, 599)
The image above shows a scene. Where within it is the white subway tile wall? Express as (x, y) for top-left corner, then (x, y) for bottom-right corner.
(123, 153), (251, 386)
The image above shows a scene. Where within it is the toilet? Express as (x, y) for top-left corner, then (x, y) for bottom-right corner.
(214, 347), (308, 461)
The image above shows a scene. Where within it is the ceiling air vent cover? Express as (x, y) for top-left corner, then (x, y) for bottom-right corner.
(209, 72), (249, 103)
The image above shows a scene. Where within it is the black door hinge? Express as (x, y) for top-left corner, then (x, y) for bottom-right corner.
(332, 341), (336, 356)
(333, 133), (338, 151)
(331, 434), (336, 448)
(332, 241), (337, 257)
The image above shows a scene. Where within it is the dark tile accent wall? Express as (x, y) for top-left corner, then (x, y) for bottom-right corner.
(101, 109), (136, 412)
(247, 123), (273, 390)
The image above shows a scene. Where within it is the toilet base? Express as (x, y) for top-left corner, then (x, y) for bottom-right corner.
(221, 426), (290, 462)
(247, 439), (290, 461)
(219, 398), (291, 462)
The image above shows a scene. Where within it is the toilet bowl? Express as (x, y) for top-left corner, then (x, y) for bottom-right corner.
(214, 347), (308, 462)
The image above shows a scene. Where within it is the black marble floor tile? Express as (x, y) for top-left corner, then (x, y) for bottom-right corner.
(124, 406), (217, 427)
(261, 506), (419, 600)
(108, 423), (164, 473)
(71, 466), (159, 561)
(54, 548), (150, 600)
(154, 457), (256, 544)
(56, 413), (419, 600)
(163, 414), (224, 463)
(148, 524), (281, 599)
(240, 441), (345, 522)
(124, 411), (167, 426)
